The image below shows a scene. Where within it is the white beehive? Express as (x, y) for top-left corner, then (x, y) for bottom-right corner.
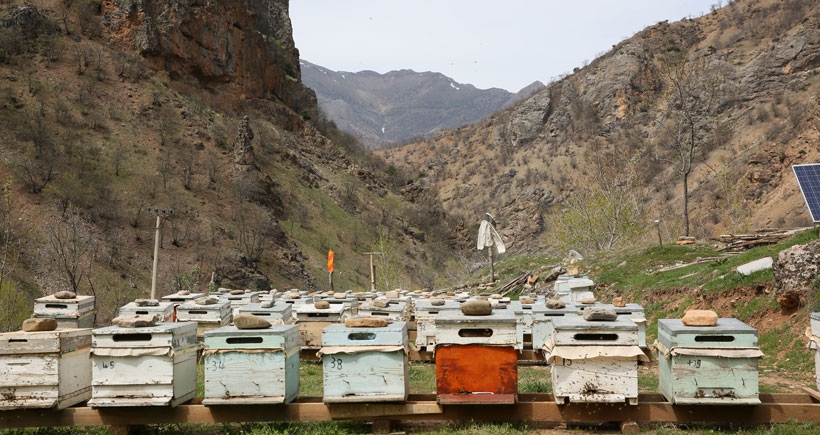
(237, 302), (293, 324)
(323, 295), (359, 317)
(88, 322), (198, 407)
(0, 328), (92, 410)
(531, 303), (579, 352)
(548, 315), (647, 405)
(33, 294), (95, 329)
(320, 322), (409, 403)
(357, 300), (408, 322)
(160, 292), (205, 303)
(203, 324), (300, 405)
(413, 299), (461, 351)
(658, 318), (763, 405)
(175, 298), (232, 338)
(117, 301), (175, 323)
(812, 313), (820, 391)
(296, 303), (346, 348)
(279, 295), (314, 321)
(219, 291), (261, 317)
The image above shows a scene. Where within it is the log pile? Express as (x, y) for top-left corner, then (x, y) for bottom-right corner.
(712, 227), (813, 252)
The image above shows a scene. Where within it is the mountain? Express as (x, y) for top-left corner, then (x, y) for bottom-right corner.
(376, 0), (820, 254)
(0, 0), (459, 330)
(301, 60), (543, 149)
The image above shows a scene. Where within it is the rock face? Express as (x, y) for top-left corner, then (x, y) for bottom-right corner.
(773, 242), (820, 309)
(101, 0), (317, 120)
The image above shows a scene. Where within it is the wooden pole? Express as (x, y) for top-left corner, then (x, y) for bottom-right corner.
(151, 214), (161, 300)
(489, 247), (494, 283)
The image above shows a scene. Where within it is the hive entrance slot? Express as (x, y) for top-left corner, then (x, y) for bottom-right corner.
(348, 332), (376, 341)
(226, 337), (263, 344)
(308, 313), (329, 318)
(45, 304), (68, 309)
(188, 310), (207, 314)
(694, 335), (735, 342)
(574, 333), (618, 341)
(251, 313), (270, 317)
(458, 328), (493, 337)
(136, 310), (149, 314)
(8, 339), (27, 343)
(113, 333), (153, 342)
(372, 312), (389, 316)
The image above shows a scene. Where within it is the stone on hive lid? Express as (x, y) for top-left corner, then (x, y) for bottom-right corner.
(261, 300), (275, 308)
(582, 307), (618, 321)
(334, 293), (347, 300)
(113, 314), (157, 328)
(135, 299), (160, 307)
(520, 297), (535, 305)
(345, 317), (389, 328)
(22, 317), (57, 332)
(177, 290), (190, 296)
(386, 290), (400, 299)
(373, 296), (390, 308)
(54, 291), (77, 299)
(234, 313), (271, 329)
(612, 297), (626, 307)
(230, 289), (245, 295)
(461, 299), (492, 316)
(430, 298), (445, 306)
(491, 293), (503, 299)
(546, 298), (565, 309)
(579, 297), (596, 304)
(682, 309), (718, 327)
(314, 300), (330, 309)
(195, 296), (220, 305)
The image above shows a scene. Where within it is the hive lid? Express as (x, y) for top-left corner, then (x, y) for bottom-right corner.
(551, 315), (638, 331)
(658, 318), (756, 335)
(435, 309), (517, 324)
(811, 312), (820, 321)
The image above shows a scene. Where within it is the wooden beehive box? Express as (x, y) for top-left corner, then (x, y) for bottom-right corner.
(657, 318), (762, 405)
(160, 292), (205, 303)
(279, 296), (313, 322)
(548, 316), (645, 405)
(88, 322), (198, 407)
(202, 324), (300, 405)
(0, 328), (91, 410)
(811, 313), (820, 391)
(414, 299), (461, 351)
(296, 303), (346, 348)
(219, 291), (261, 317)
(237, 302), (293, 324)
(435, 309), (518, 404)
(33, 294), (95, 329)
(117, 301), (175, 323)
(578, 303), (647, 347)
(323, 295), (359, 317)
(530, 303), (579, 351)
(357, 300), (408, 322)
(176, 299), (232, 338)
(320, 322), (409, 403)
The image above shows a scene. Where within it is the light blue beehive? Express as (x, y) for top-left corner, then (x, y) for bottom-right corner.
(320, 321), (409, 403)
(202, 324), (300, 405)
(657, 318), (762, 405)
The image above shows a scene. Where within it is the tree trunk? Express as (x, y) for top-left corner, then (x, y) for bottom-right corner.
(683, 171), (690, 237)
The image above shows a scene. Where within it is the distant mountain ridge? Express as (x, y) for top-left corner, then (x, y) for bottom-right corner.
(301, 60), (543, 148)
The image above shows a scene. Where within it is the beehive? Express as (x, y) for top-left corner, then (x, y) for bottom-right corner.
(320, 322), (409, 403)
(435, 309), (518, 404)
(657, 318), (763, 405)
(548, 315), (646, 405)
(88, 322), (198, 407)
(175, 299), (232, 338)
(531, 303), (579, 352)
(578, 303), (647, 348)
(296, 303), (346, 348)
(219, 291), (261, 317)
(279, 295), (314, 321)
(33, 294), (95, 329)
(414, 299), (461, 351)
(160, 292), (205, 303)
(0, 328), (91, 410)
(511, 300), (537, 349)
(237, 302), (293, 324)
(323, 295), (359, 317)
(117, 301), (175, 323)
(811, 313), (820, 391)
(202, 324), (299, 405)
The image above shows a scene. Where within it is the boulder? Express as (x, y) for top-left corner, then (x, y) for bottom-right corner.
(461, 299), (492, 316)
(773, 242), (820, 310)
(682, 310), (718, 327)
(344, 317), (389, 328)
(113, 314), (157, 328)
(53, 291), (77, 299)
(22, 317), (57, 332)
(582, 307), (617, 321)
(234, 313), (271, 329)
(314, 300), (330, 309)
(546, 298), (565, 309)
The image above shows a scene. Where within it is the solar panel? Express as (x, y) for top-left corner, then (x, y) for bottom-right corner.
(793, 164), (820, 222)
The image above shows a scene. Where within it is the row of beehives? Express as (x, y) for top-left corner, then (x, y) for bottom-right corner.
(1, 298), (782, 410)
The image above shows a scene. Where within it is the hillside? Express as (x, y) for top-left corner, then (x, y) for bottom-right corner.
(301, 60), (543, 149)
(0, 0), (462, 331)
(376, 0), (820, 256)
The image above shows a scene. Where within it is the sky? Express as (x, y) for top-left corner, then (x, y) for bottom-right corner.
(290, 0), (722, 92)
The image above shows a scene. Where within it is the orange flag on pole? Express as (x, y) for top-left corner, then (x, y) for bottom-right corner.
(328, 250), (335, 273)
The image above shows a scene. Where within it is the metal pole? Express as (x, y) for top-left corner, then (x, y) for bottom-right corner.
(369, 254), (375, 292)
(151, 215), (161, 300)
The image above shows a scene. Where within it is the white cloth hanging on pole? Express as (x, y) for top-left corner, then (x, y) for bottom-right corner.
(477, 213), (506, 254)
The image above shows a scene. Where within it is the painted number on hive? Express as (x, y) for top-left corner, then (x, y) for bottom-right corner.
(687, 359), (702, 368)
(208, 359), (225, 371)
(329, 356), (343, 370)
(101, 360), (115, 369)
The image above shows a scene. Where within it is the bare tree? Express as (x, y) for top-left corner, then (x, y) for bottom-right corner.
(0, 177), (24, 332)
(48, 208), (96, 293)
(657, 52), (725, 237)
(234, 202), (279, 267)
